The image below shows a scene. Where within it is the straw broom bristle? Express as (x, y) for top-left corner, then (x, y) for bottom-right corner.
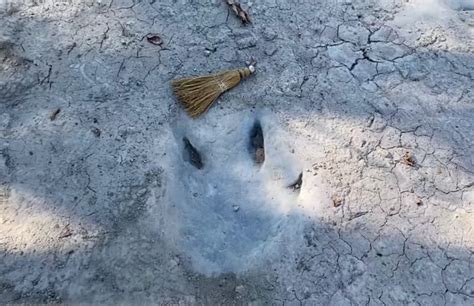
(172, 65), (254, 118)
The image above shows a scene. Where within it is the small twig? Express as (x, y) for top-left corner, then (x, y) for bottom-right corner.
(226, 0), (251, 25)
(59, 224), (73, 238)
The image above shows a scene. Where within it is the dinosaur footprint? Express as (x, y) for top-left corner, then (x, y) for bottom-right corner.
(161, 110), (327, 274)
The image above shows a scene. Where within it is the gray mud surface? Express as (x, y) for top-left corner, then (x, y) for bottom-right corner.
(1, 0), (473, 304)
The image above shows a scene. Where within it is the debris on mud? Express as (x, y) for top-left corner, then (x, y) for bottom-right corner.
(401, 151), (416, 167)
(227, 0), (251, 25)
(415, 196), (423, 206)
(235, 284), (246, 295)
(59, 224), (73, 239)
(50, 108), (61, 121)
(91, 127), (101, 137)
(332, 195), (344, 207)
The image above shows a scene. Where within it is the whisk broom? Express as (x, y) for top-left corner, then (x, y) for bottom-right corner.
(171, 65), (255, 118)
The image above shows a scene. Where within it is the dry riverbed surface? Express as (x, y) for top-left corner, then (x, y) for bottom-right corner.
(1, 0), (473, 304)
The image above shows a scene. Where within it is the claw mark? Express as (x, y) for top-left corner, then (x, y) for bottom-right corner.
(288, 172), (303, 191)
(183, 137), (203, 169)
(249, 121), (264, 164)
(50, 108), (61, 121)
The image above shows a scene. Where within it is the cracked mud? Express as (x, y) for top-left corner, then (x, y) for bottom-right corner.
(0, 0), (473, 304)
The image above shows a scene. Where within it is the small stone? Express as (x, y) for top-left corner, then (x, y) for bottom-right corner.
(92, 127), (101, 137)
(415, 196), (423, 206)
(136, 188), (147, 197)
(264, 45), (277, 56)
(235, 285), (246, 295)
(279, 66), (304, 94)
(262, 28), (277, 41)
(234, 30), (257, 49)
(236, 36), (257, 49)
(168, 257), (180, 270)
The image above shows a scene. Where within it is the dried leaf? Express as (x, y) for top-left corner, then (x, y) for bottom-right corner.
(59, 224), (73, 239)
(402, 151), (416, 167)
(146, 34), (163, 46)
(50, 108), (61, 121)
(332, 195), (344, 207)
(227, 0), (251, 24)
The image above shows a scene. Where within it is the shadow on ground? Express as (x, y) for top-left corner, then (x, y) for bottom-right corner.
(1, 0), (473, 304)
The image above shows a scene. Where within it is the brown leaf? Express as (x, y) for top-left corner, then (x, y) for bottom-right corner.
(146, 34), (163, 46)
(402, 151), (416, 167)
(50, 108), (61, 121)
(332, 195), (344, 207)
(59, 224), (73, 239)
(227, 0), (251, 25)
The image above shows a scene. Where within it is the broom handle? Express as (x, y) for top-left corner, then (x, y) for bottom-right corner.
(238, 65), (255, 79)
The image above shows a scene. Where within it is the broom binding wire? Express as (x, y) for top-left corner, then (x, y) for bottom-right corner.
(171, 65), (255, 118)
